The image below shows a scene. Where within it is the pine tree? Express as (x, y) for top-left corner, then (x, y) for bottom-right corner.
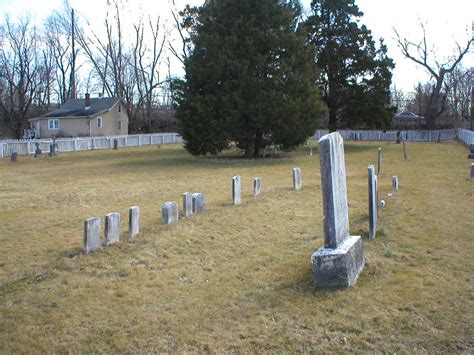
(305, 0), (395, 131)
(174, 0), (326, 158)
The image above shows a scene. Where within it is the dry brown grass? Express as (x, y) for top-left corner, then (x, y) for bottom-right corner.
(0, 141), (472, 352)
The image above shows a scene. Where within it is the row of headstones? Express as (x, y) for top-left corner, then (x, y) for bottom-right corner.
(9, 143), (58, 162)
(162, 192), (205, 224)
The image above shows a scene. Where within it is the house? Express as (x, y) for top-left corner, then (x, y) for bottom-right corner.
(392, 111), (426, 129)
(28, 94), (128, 138)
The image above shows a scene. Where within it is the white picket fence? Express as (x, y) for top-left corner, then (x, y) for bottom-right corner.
(0, 133), (183, 158)
(314, 128), (474, 146)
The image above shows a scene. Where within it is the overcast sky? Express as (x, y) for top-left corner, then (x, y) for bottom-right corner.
(0, 0), (473, 93)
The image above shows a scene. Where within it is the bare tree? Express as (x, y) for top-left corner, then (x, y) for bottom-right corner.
(444, 65), (472, 126)
(395, 22), (472, 128)
(0, 15), (45, 137)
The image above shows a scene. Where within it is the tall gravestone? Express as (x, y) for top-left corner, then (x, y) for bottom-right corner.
(129, 206), (140, 238)
(253, 177), (261, 197)
(377, 147), (382, 174)
(192, 193), (205, 213)
(104, 212), (120, 246)
(162, 202), (179, 224)
(183, 192), (193, 217)
(293, 167), (302, 190)
(311, 132), (364, 287)
(368, 165), (377, 240)
(232, 176), (241, 205)
(374, 175), (379, 215)
(84, 217), (101, 254)
(471, 163), (474, 179)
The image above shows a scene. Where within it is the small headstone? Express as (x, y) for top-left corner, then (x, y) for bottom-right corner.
(162, 201), (179, 224)
(10, 152), (17, 162)
(368, 165), (377, 240)
(311, 132), (364, 287)
(84, 217), (101, 254)
(129, 206), (140, 238)
(468, 145), (474, 159)
(396, 131), (401, 144)
(253, 177), (261, 197)
(377, 147), (382, 174)
(183, 192), (193, 217)
(392, 176), (399, 190)
(34, 143), (42, 158)
(49, 143), (56, 156)
(403, 140), (408, 161)
(113, 139), (119, 150)
(293, 167), (302, 191)
(104, 212), (120, 246)
(192, 193), (205, 213)
(437, 132), (441, 143)
(309, 147), (313, 156)
(232, 176), (241, 205)
(471, 163), (474, 179)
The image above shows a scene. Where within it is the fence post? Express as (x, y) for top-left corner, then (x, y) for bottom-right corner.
(125, 136), (128, 147)
(378, 132), (381, 141)
(91, 138), (95, 150)
(173, 134), (176, 143)
(429, 132), (432, 142)
(138, 135), (141, 147)
(27, 141), (31, 155)
(0, 143), (3, 158)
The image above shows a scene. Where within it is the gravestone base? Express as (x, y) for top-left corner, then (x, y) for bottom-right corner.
(311, 235), (364, 287)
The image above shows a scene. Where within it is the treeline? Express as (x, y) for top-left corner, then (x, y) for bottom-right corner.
(0, 1), (176, 139)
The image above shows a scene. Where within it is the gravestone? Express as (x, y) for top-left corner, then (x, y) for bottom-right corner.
(10, 152), (17, 162)
(311, 132), (364, 287)
(49, 143), (56, 156)
(377, 147), (382, 174)
(34, 143), (42, 158)
(471, 163), (474, 179)
(253, 177), (261, 197)
(162, 201), (179, 224)
(368, 165), (377, 240)
(84, 217), (101, 254)
(104, 212), (120, 246)
(232, 176), (241, 205)
(293, 167), (302, 190)
(374, 174), (379, 216)
(392, 176), (399, 190)
(183, 192), (193, 217)
(309, 147), (313, 156)
(129, 206), (140, 238)
(403, 140), (408, 160)
(113, 139), (119, 150)
(468, 144), (474, 159)
(192, 193), (205, 213)
(396, 131), (401, 144)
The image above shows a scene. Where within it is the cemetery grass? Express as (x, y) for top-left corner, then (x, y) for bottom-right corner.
(0, 141), (472, 352)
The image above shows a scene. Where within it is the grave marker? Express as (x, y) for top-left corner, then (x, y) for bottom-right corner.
(377, 147), (382, 174)
(232, 176), (241, 205)
(368, 165), (377, 240)
(392, 176), (399, 190)
(10, 152), (17, 162)
(471, 163), (474, 179)
(183, 192), (193, 217)
(84, 217), (101, 254)
(192, 193), (205, 213)
(311, 132), (364, 287)
(129, 206), (140, 238)
(293, 167), (302, 190)
(162, 202), (179, 224)
(468, 145), (474, 159)
(104, 212), (120, 246)
(253, 177), (261, 197)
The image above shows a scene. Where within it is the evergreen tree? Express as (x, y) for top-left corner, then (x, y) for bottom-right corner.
(174, 0), (325, 158)
(305, 0), (395, 131)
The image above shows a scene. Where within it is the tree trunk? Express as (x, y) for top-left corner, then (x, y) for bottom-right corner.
(253, 130), (263, 158)
(328, 108), (337, 132)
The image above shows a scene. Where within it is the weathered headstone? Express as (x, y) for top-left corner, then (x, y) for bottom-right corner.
(377, 147), (382, 174)
(293, 167), (302, 190)
(396, 131), (401, 144)
(49, 143), (56, 156)
(374, 174), (379, 216)
(471, 163), (474, 179)
(162, 201), (179, 224)
(392, 175), (399, 190)
(10, 152), (17, 162)
(129, 206), (140, 238)
(34, 143), (42, 158)
(232, 176), (241, 205)
(182, 192), (193, 217)
(113, 139), (119, 150)
(311, 132), (364, 287)
(104, 212), (120, 246)
(368, 165), (377, 240)
(84, 217), (101, 254)
(192, 193), (205, 213)
(253, 177), (261, 197)
(309, 147), (313, 156)
(468, 144), (474, 159)
(403, 140), (408, 161)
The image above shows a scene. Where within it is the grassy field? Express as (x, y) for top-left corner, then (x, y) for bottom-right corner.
(0, 140), (472, 352)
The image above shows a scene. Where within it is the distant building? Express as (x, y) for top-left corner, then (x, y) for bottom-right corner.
(28, 94), (128, 138)
(392, 111), (426, 129)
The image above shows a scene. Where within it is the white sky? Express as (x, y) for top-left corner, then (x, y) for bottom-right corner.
(0, 0), (473, 93)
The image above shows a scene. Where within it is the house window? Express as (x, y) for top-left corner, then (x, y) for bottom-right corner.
(118, 121), (122, 130)
(48, 119), (60, 130)
(118, 105), (122, 113)
(97, 117), (103, 128)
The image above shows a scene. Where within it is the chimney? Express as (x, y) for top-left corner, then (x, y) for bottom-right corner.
(85, 93), (91, 110)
